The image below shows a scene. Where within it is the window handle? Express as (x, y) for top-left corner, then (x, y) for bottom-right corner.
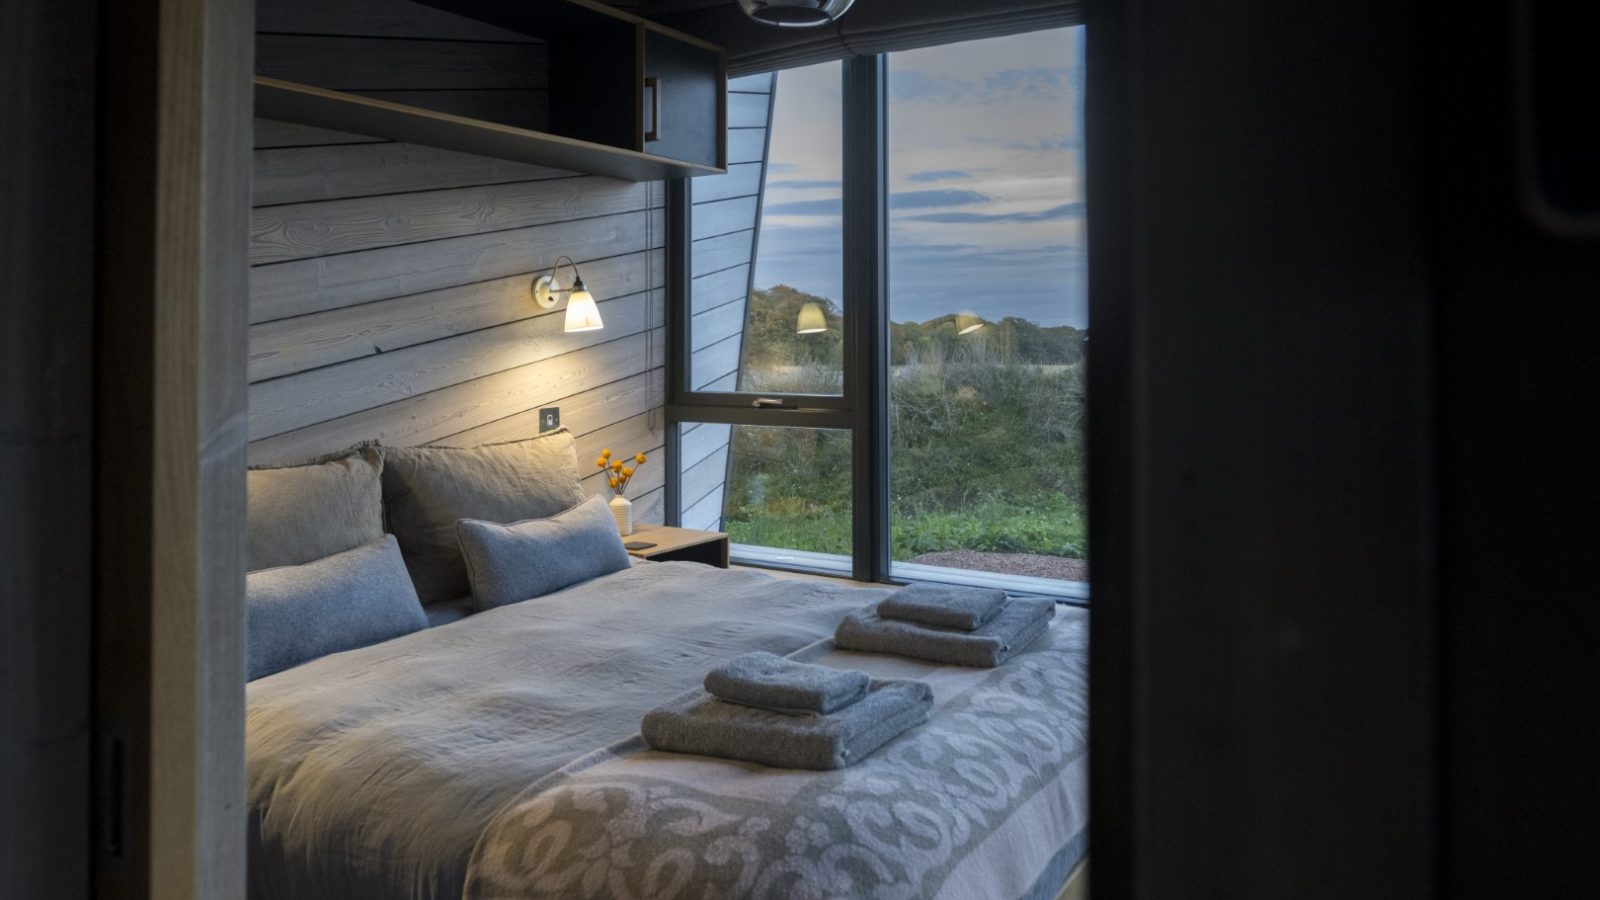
(752, 398), (785, 408)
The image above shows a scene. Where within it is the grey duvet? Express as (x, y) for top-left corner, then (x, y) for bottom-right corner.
(246, 561), (1088, 900)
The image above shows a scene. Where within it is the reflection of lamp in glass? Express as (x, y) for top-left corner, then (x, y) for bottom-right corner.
(796, 301), (828, 334)
(532, 255), (604, 333)
(955, 312), (985, 335)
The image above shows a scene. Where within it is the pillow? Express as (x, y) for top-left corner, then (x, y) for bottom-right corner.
(245, 534), (427, 680)
(380, 430), (584, 603)
(457, 495), (631, 611)
(247, 444), (384, 572)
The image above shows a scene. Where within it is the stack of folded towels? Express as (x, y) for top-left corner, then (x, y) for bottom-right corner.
(641, 652), (932, 770)
(835, 583), (1055, 667)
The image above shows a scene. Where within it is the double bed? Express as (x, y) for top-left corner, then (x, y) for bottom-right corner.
(246, 561), (1089, 899)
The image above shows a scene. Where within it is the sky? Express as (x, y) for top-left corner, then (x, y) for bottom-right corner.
(750, 27), (1087, 329)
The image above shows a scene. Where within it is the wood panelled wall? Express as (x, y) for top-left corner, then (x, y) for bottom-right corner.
(679, 72), (775, 530)
(247, 119), (667, 521)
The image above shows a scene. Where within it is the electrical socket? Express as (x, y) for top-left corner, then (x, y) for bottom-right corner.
(539, 407), (560, 432)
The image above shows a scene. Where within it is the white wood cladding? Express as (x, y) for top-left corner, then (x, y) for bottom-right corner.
(680, 73), (774, 530)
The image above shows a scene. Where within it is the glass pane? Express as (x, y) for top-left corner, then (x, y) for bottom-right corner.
(687, 62), (844, 395)
(678, 422), (851, 561)
(886, 27), (1089, 588)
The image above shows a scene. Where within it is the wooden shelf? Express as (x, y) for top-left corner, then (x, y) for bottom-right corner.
(255, 77), (723, 183)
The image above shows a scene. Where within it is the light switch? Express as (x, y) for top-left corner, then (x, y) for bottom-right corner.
(539, 407), (560, 432)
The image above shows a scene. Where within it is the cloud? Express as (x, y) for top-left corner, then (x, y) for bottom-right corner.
(904, 201), (1084, 224)
(906, 170), (970, 184)
(764, 189), (991, 217)
(763, 198), (842, 216)
(768, 179), (842, 190)
(890, 189), (991, 209)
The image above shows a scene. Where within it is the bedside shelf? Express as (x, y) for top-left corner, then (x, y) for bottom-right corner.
(625, 525), (730, 568)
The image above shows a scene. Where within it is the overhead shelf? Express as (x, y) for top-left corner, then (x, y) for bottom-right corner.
(254, 78), (722, 183)
(254, 0), (727, 182)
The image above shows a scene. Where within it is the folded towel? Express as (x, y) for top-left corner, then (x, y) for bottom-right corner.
(642, 679), (932, 770)
(835, 597), (1055, 667)
(878, 583), (1008, 631)
(704, 652), (871, 715)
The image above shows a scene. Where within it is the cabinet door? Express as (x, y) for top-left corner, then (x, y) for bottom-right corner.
(643, 30), (723, 168)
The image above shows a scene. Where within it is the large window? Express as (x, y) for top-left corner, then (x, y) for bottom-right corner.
(886, 29), (1087, 589)
(672, 28), (1087, 595)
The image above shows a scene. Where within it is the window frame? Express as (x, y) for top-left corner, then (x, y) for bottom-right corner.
(667, 56), (890, 583)
(668, 52), (1083, 598)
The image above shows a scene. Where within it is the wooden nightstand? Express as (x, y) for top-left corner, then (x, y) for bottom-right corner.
(623, 524), (730, 568)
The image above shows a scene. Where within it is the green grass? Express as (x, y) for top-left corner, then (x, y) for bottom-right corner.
(726, 495), (1086, 560)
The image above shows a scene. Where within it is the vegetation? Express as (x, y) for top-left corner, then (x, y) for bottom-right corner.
(722, 285), (1088, 562)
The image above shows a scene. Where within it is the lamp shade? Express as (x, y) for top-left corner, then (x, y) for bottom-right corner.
(737, 0), (855, 27)
(563, 280), (604, 332)
(796, 301), (828, 334)
(955, 313), (985, 335)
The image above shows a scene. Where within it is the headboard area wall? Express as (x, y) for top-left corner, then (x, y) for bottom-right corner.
(246, 116), (666, 521)
(245, 117), (666, 521)
(245, 0), (673, 521)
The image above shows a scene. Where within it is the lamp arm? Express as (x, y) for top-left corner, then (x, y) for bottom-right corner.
(533, 256), (586, 309)
(549, 255), (584, 288)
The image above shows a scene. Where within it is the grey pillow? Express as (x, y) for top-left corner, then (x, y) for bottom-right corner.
(380, 431), (584, 604)
(457, 495), (631, 611)
(247, 444), (384, 572)
(245, 534), (427, 681)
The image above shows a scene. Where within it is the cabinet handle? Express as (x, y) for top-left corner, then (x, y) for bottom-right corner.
(752, 398), (785, 408)
(644, 76), (662, 143)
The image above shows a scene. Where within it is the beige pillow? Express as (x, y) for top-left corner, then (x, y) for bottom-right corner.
(247, 445), (385, 572)
(380, 430), (584, 604)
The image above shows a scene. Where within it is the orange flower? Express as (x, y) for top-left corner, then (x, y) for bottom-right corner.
(634, 452), (647, 464)
(595, 456), (607, 468)
(611, 459), (624, 471)
(608, 477), (618, 488)
(601, 449), (611, 458)
(622, 466), (634, 478)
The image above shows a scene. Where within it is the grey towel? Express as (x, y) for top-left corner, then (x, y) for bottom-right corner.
(835, 597), (1055, 667)
(878, 583), (1008, 631)
(642, 679), (933, 770)
(704, 652), (871, 715)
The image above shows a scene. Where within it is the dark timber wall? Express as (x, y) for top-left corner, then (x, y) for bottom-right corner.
(1, 0), (96, 891)
(248, 0), (667, 521)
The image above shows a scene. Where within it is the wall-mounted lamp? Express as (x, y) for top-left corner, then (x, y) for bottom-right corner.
(532, 256), (604, 333)
(796, 301), (828, 334)
(955, 312), (985, 335)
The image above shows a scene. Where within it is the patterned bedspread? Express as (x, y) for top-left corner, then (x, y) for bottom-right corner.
(466, 617), (1087, 900)
(247, 562), (1087, 900)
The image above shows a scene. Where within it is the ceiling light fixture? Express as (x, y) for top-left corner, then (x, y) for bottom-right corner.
(737, 0), (855, 28)
(533, 256), (605, 333)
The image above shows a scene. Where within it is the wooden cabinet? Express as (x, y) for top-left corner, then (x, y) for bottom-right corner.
(255, 0), (725, 182)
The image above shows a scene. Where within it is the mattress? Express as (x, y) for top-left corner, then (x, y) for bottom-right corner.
(246, 561), (1087, 899)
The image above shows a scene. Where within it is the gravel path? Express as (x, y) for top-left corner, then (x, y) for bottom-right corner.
(906, 550), (1088, 582)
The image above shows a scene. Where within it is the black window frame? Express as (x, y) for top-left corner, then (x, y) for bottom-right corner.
(667, 56), (889, 583)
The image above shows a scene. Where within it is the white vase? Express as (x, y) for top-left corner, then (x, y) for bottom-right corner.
(609, 494), (633, 536)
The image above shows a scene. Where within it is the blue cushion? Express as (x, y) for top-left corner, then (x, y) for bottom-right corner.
(456, 495), (631, 611)
(246, 535), (428, 680)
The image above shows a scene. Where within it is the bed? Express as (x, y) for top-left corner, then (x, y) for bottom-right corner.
(245, 560), (1089, 899)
